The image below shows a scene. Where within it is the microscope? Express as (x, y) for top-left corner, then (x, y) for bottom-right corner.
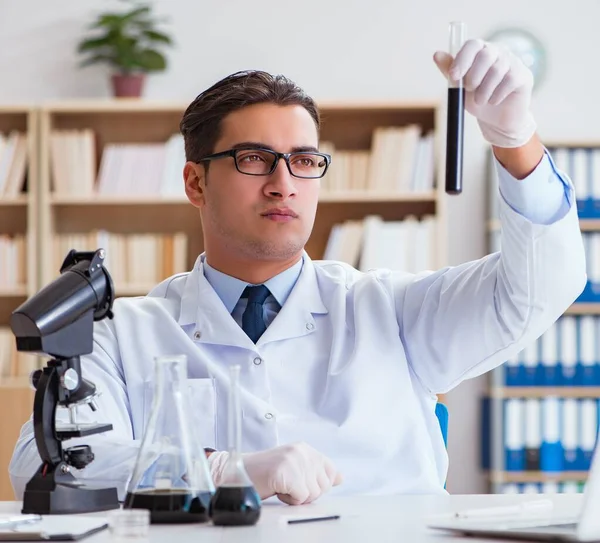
(10, 248), (120, 514)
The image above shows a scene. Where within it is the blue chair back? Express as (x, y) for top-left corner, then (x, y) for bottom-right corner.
(435, 402), (449, 448)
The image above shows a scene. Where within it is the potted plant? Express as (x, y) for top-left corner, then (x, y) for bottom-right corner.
(77, 0), (173, 98)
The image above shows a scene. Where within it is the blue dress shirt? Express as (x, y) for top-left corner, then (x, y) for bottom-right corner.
(497, 149), (571, 225)
(203, 256), (303, 328)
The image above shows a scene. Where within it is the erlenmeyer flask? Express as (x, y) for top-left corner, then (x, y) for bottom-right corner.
(124, 354), (215, 524)
(210, 365), (261, 526)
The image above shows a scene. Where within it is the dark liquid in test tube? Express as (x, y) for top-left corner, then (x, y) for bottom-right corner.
(445, 86), (464, 194)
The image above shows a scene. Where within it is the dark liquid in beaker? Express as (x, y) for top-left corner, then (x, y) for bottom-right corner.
(210, 485), (261, 526)
(124, 489), (212, 524)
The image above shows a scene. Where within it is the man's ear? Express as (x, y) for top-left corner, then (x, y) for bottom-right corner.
(184, 161), (206, 209)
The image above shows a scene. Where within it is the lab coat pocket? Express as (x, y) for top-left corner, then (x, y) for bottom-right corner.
(142, 378), (217, 450)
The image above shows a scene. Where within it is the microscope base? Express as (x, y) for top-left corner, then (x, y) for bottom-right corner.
(22, 467), (119, 515)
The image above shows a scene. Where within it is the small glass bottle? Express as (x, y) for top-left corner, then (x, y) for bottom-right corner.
(123, 354), (215, 524)
(210, 365), (261, 526)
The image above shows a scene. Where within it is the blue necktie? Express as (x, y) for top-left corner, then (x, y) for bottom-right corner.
(241, 285), (271, 343)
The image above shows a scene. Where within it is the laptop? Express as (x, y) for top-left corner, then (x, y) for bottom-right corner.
(427, 446), (600, 541)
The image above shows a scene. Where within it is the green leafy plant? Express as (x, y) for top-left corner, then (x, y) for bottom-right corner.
(77, 1), (173, 74)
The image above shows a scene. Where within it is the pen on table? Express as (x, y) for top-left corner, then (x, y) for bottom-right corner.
(454, 499), (553, 519)
(287, 515), (341, 525)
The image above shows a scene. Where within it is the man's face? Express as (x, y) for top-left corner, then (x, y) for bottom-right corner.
(185, 103), (321, 262)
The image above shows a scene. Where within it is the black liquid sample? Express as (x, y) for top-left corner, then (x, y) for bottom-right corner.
(124, 489), (212, 524)
(210, 486), (261, 526)
(445, 87), (465, 195)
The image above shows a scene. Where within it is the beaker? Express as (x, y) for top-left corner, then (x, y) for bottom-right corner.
(123, 354), (215, 524)
(210, 365), (261, 526)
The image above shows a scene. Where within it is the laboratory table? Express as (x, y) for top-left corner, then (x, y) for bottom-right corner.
(0, 493), (586, 542)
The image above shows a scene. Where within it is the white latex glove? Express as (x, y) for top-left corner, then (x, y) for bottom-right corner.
(208, 442), (343, 505)
(433, 39), (536, 148)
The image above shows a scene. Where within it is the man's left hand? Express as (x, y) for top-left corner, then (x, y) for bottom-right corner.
(434, 39), (536, 149)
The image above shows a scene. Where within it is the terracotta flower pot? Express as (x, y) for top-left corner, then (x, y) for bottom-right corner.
(111, 73), (146, 98)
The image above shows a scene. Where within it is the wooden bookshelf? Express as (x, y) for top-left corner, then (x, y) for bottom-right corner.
(37, 99), (447, 291)
(0, 106), (37, 314)
(485, 142), (600, 494)
(0, 105), (38, 501)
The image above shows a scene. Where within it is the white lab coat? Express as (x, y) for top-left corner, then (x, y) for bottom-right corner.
(9, 193), (586, 500)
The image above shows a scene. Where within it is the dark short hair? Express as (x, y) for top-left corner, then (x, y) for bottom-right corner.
(179, 70), (320, 164)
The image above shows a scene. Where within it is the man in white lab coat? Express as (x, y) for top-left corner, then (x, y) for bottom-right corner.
(10, 39), (586, 505)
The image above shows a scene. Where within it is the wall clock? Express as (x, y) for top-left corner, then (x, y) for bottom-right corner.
(486, 28), (547, 91)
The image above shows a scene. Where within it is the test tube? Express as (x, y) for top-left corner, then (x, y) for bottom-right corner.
(445, 21), (467, 195)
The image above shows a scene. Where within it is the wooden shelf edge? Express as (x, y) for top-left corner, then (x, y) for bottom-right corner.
(317, 99), (440, 110)
(0, 196), (29, 206)
(488, 471), (588, 483)
(0, 106), (34, 114)
(319, 191), (437, 203)
(488, 219), (600, 232)
(490, 387), (600, 398)
(0, 286), (28, 297)
(580, 220), (600, 231)
(50, 195), (189, 205)
(50, 192), (438, 206)
(565, 303), (600, 315)
(544, 141), (600, 149)
(40, 99), (189, 113)
(115, 285), (157, 296)
(38, 99), (441, 114)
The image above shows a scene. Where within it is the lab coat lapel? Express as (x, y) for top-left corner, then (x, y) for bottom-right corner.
(178, 258), (255, 349)
(258, 254), (328, 345)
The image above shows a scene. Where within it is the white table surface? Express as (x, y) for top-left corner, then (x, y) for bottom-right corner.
(0, 493), (586, 542)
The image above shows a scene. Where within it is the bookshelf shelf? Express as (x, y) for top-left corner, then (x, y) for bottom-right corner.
(491, 387), (600, 399)
(50, 195), (189, 205)
(565, 303), (600, 315)
(0, 286), (28, 297)
(488, 219), (600, 232)
(0, 196), (28, 206)
(49, 191), (437, 206)
(489, 471), (588, 484)
(115, 284), (160, 297)
(318, 191), (437, 203)
(580, 220), (600, 231)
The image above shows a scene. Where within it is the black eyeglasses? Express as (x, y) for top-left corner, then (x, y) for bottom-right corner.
(197, 147), (331, 179)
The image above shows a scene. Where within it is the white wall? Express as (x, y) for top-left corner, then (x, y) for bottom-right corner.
(2, 0), (598, 493)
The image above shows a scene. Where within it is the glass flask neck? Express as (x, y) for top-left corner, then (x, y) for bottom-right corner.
(220, 365), (253, 487)
(155, 355), (187, 396)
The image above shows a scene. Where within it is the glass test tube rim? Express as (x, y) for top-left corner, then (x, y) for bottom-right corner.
(448, 21), (467, 89)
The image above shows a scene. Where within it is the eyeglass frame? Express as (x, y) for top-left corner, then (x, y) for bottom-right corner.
(196, 146), (332, 179)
